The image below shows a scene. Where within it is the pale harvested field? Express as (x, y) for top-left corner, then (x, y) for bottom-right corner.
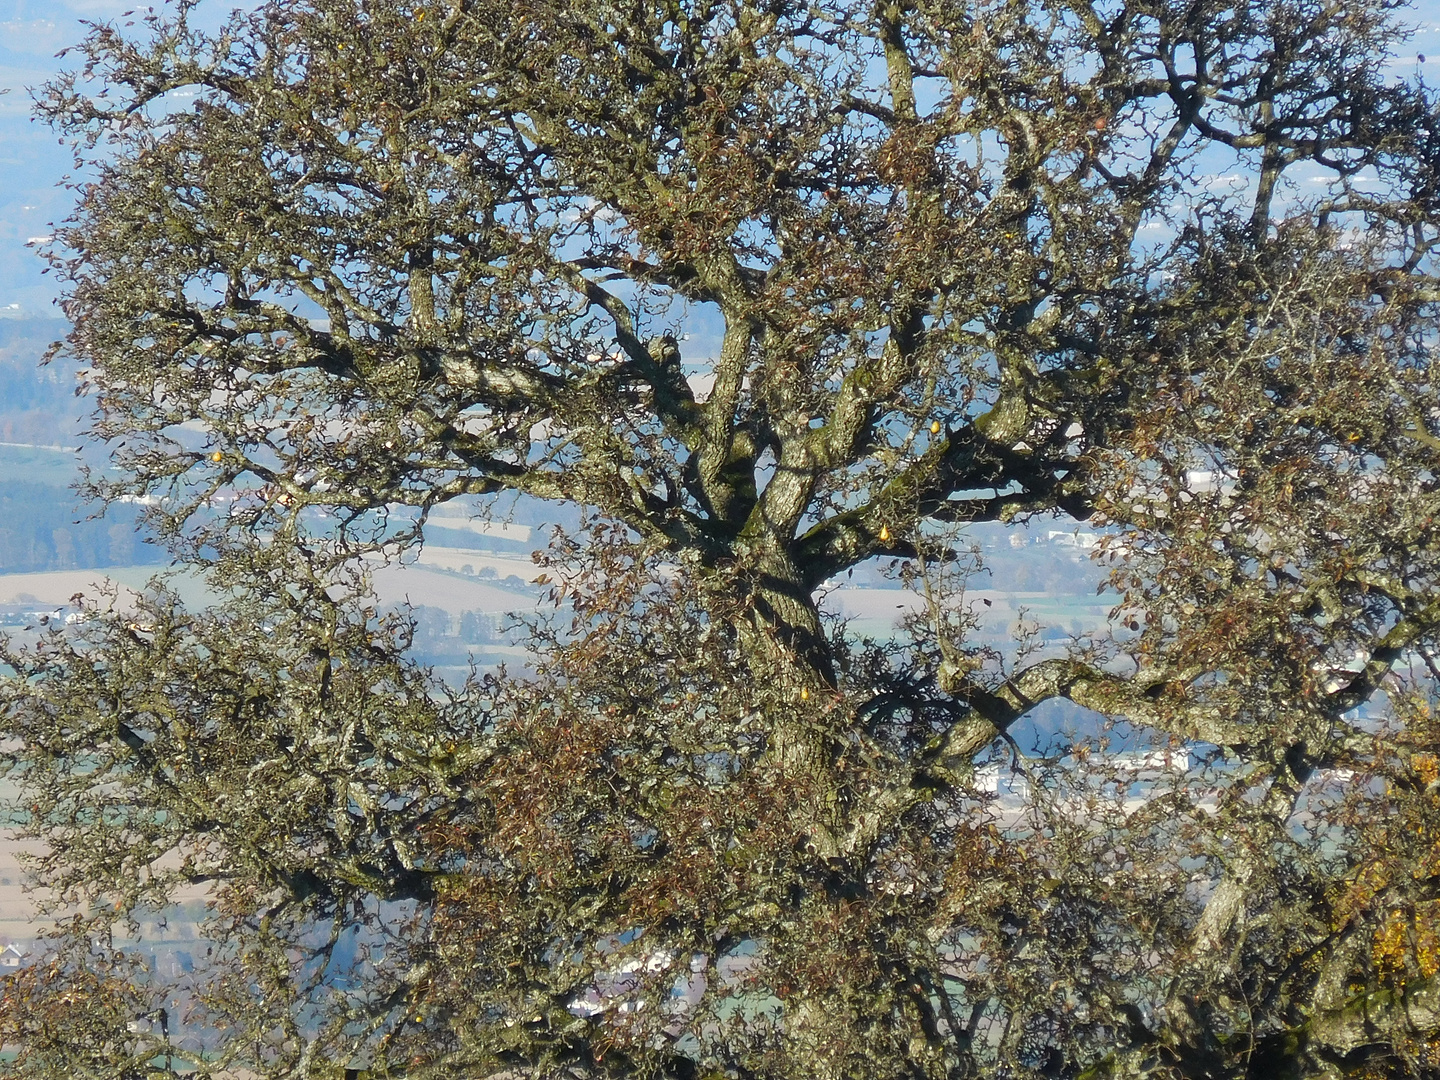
(0, 831), (217, 952)
(371, 559), (544, 614)
(0, 556), (546, 618)
(0, 568), (145, 608)
(0, 560), (1067, 629)
(822, 587), (1051, 633)
(0, 834), (46, 948)
(413, 545), (543, 582)
(822, 587), (1031, 620)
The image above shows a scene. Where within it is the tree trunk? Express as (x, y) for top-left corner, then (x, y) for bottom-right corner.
(723, 544), (849, 859)
(738, 545), (836, 689)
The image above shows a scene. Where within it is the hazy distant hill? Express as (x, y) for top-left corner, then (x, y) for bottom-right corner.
(0, 320), (156, 571)
(0, 319), (78, 445)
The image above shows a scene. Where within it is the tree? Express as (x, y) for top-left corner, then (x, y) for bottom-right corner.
(6, 0), (1440, 1075)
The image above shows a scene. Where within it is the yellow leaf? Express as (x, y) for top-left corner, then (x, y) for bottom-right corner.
(1418, 754), (1439, 787)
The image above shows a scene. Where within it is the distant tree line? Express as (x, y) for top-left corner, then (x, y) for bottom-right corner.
(0, 481), (151, 573)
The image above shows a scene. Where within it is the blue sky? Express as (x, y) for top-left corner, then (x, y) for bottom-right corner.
(2, 0), (1440, 320)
